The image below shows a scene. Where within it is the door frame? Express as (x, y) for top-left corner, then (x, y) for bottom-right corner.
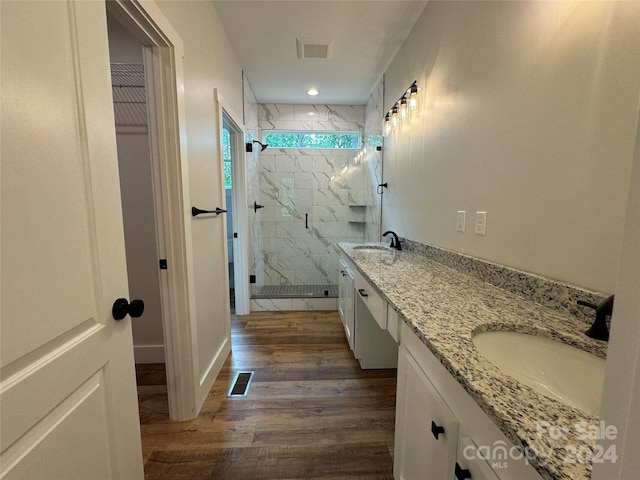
(216, 90), (250, 315)
(107, 0), (198, 420)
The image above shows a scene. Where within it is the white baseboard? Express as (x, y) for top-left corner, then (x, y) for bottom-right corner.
(133, 344), (165, 364)
(196, 336), (231, 413)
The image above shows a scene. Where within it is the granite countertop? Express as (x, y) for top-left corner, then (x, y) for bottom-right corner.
(338, 242), (608, 480)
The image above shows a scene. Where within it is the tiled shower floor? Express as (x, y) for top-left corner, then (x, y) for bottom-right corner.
(252, 284), (338, 299)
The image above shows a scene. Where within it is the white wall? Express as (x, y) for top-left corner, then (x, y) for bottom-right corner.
(153, 0), (245, 409)
(382, 1), (640, 293)
(107, 15), (165, 363)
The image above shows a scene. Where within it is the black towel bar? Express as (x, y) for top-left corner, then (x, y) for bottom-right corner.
(192, 206), (227, 217)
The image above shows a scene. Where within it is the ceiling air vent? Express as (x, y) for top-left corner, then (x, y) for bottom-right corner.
(296, 38), (333, 60)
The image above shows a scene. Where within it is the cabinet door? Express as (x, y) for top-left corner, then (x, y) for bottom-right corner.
(338, 260), (349, 323)
(394, 347), (459, 480)
(338, 260), (355, 350)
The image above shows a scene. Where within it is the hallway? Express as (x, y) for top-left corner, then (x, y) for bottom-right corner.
(136, 311), (397, 479)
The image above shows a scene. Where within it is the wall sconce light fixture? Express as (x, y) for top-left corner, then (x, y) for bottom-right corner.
(383, 80), (418, 137)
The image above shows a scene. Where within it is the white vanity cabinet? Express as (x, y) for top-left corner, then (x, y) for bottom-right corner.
(395, 322), (543, 480)
(395, 342), (459, 480)
(338, 258), (355, 350)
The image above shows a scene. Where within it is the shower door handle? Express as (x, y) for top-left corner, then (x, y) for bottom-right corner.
(252, 201), (264, 212)
(305, 213), (308, 229)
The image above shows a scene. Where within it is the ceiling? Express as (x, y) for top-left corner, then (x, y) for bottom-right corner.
(212, 1), (428, 105)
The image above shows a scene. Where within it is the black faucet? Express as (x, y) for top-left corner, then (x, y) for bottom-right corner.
(577, 295), (614, 341)
(382, 231), (402, 250)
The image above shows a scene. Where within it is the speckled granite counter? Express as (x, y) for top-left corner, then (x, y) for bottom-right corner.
(339, 242), (609, 480)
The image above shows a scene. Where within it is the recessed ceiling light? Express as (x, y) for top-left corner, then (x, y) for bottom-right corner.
(308, 112), (317, 117)
(307, 88), (319, 96)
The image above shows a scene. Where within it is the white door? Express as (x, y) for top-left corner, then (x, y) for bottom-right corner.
(1, 1), (144, 479)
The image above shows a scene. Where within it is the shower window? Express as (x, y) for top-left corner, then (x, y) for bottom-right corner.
(222, 127), (232, 188)
(264, 131), (361, 149)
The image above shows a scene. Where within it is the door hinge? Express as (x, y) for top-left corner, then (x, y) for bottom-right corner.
(233, 232), (238, 238)
(159, 259), (168, 270)
(249, 275), (256, 284)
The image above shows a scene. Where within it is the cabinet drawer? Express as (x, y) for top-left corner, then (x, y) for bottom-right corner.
(387, 304), (400, 342)
(354, 273), (386, 329)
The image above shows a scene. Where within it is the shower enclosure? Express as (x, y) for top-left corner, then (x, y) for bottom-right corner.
(252, 145), (366, 299)
(246, 96), (383, 310)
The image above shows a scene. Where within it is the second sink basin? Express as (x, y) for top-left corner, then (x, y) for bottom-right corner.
(472, 331), (605, 415)
(352, 245), (392, 253)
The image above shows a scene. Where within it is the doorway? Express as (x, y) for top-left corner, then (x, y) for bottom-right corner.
(104, 1), (197, 421)
(217, 101), (250, 315)
(222, 112), (248, 313)
(107, 14), (166, 366)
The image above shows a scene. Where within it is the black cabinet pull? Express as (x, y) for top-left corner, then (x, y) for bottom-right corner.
(357, 288), (368, 297)
(455, 462), (472, 479)
(431, 420), (445, 440)
(112, 298), (145, 320)
(192, 206), (226, 217)
(305, 213), (309, 228)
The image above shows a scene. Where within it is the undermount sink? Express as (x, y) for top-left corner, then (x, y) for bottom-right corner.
(472, 331), (605, 415)
(352, 245), (392, 253)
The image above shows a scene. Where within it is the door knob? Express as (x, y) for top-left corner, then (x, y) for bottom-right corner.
(112, 298), (145, 320)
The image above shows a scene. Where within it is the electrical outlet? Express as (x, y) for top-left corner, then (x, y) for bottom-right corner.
(475, 211), (487, 235)
(456, 211), (466, 232)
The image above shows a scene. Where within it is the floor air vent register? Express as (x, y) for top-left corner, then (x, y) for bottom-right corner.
(228, 371), (254, 397)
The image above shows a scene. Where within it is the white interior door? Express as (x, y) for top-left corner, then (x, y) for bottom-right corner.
(1, 1), (144, 479)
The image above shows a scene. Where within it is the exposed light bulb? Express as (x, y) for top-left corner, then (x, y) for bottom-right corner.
(383, 114), (391, 136)
(408, 84), (418, 111)
(399, 98), (408, 121)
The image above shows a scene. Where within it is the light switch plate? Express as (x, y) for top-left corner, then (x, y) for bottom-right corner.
(456, 211), (466, 232)
(475, 211), (487, 235)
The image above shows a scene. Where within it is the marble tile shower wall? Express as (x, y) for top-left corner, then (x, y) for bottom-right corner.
(257, 104), (366, 287)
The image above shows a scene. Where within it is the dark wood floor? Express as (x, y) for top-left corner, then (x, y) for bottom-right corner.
(136, 310), (397, 480)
